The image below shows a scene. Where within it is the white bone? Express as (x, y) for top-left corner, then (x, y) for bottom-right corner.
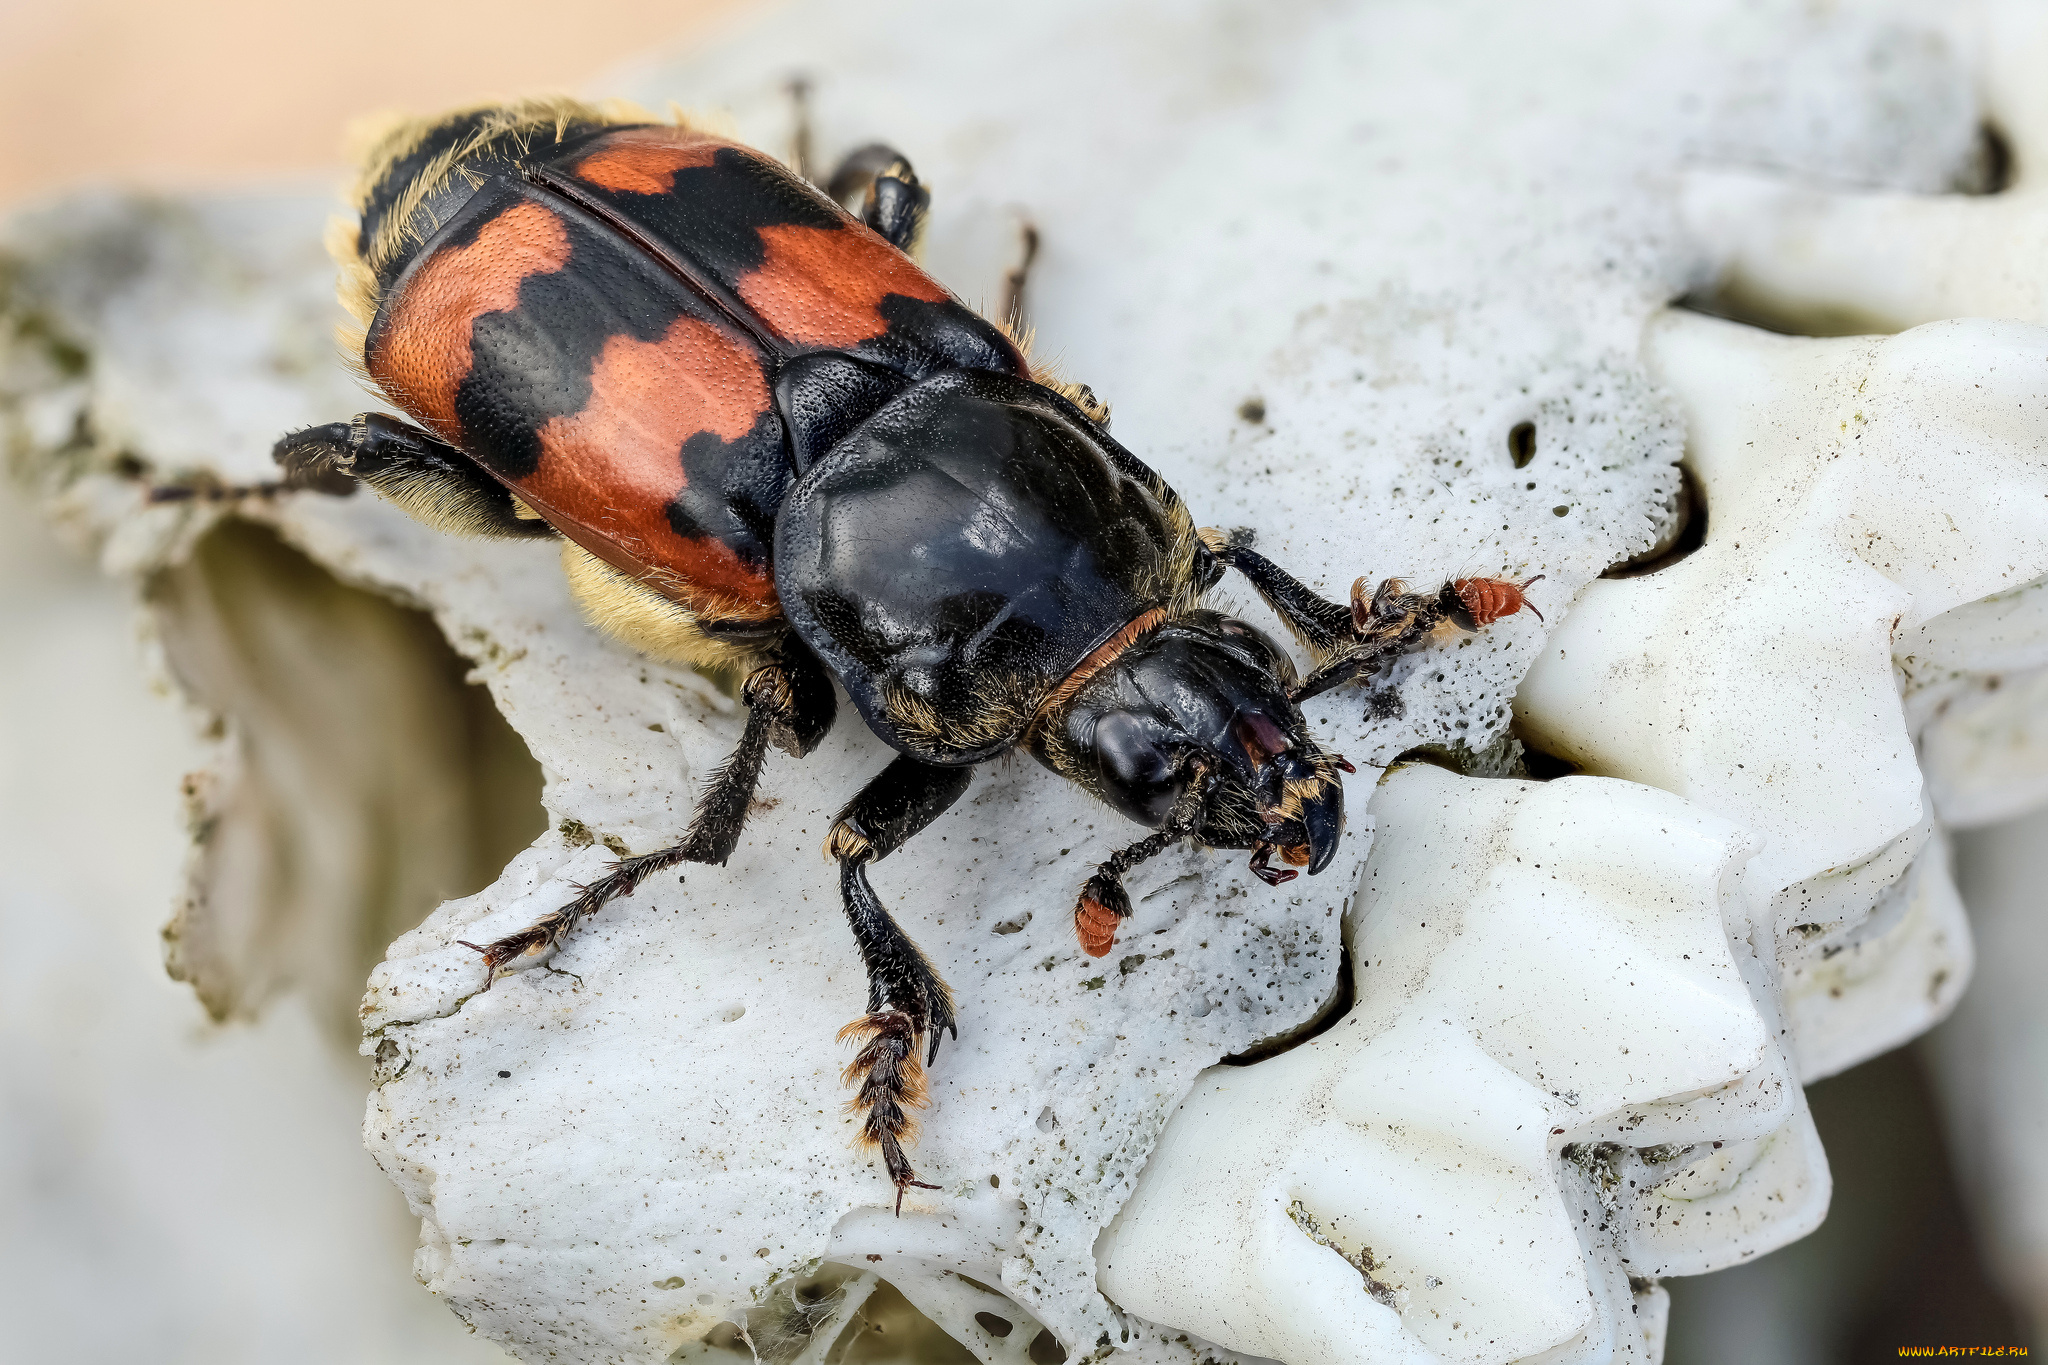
(1099, 766), (1814, 1364)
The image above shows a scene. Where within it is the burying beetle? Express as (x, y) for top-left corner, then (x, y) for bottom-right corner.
(271, 98), (1540, 1208)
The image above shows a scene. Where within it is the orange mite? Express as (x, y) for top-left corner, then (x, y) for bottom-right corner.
(1453, 574), (1546, 628)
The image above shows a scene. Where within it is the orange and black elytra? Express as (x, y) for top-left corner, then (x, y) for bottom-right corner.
(271, 98), (1540, 1209)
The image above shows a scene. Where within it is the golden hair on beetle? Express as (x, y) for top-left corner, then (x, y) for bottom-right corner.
(558, 542), (772, 676)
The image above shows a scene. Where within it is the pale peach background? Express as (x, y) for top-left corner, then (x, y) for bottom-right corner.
(0, 0), (765, 206)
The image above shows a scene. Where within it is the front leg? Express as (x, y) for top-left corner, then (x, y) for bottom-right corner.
(273, 413), (557, 539)
(1292, 574), (1545, 702)
(1201, 528), (1542, 702)
(1073, 766), (1215, 958)
(825, 755), (973, 1210)
(457, 642), (836, 983)
(1288, 578), (1463, 702)
(1198, 528), (1354, 661)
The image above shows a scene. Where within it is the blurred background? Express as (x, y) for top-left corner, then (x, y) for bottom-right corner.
(0, 4), (748, 1361)
(0, 2), (2037, 1362)
(0, 0), (750, 203)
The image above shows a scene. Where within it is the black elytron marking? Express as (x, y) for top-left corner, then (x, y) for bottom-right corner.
(362, 112), (615, 289)
(774, 352), (914, 474)
(359, 111), (504, 275)
(666, 420), (785, 568)
(586, 145), (846, 281)
(432, 188), (793, 578)
(858, 293), (1030, 383)
(538, 142), (1029, 383)
(452, 207), (685, 479)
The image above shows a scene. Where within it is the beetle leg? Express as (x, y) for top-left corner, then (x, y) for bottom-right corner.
(673, 644), (837, 867)
(1288, 578), (1459, 704)
(784, 74), (815, 182)
(1203, 535), (1543, 706)
(996, 215), (1039, 332)
(1075, 827), (1176, 955)
(146, 423), (361, 505)
(825, 144), (931, 255)
(1073, 766), (1214, 958)
(271, 413), (557, 540)
(825, 757), (973, 1211)
(457, 646), (835, 989)
(145, 480), (311, 505)
(1197, 528), (1356, 662)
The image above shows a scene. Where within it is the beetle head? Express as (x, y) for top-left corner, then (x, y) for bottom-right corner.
(1033, 611), (1348, 880)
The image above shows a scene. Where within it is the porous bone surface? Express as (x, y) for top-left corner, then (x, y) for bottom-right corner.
(0, 0), (2037, 1362)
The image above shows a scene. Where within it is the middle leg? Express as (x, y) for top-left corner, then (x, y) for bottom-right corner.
(825, 754), (973, 1209)
(458, 638), (836, 984)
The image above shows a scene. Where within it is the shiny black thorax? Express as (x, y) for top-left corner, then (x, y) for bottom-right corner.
(775, 367), (1196, 764)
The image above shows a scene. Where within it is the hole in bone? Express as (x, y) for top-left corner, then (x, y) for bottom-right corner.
(1384, 736), (1524, 779)
(1602, 463), (1706, 579)
(148, 520), (545, 1037)
(1954, 120), (2014, 196)
(1029, 1329), (1066, 1364)
(1507, 419), (1537, 468)
(1035, 1106), (1058, 1132)
(1510, 731), (1584, 782)
(718, 1004), (746, 1023)
(693, 1265), (999, 1362)
(1673, 287), (1893, 340)
(974, 1311), (1015, 1337)
(1387, 745), (1473, 777)
(1220, 938), (1356, 1065)
(992, 912), (1030, 934)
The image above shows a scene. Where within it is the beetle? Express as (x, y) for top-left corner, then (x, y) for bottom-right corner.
(273, 97), (1540, 1208)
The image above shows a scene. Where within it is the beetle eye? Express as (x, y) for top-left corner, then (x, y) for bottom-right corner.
(1091, 711), (1189, 828)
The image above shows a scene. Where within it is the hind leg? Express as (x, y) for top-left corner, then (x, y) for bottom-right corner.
(825, 144), (932, 254)
(459, 639), (836, 983)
